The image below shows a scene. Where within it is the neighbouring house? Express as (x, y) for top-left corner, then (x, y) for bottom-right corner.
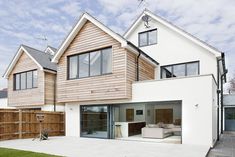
(3, 45), (64, 111)
(3, 9), (227, 147)
(223, 94), (235, 132)
(0, 88), (11, 109)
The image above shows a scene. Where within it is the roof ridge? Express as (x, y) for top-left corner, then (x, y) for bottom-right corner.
(21, 44), (44, 53)
(47, 45), (57, 50)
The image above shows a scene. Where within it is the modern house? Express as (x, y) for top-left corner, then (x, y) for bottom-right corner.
(0, 88), (11, 109)
(3, 10), (227, 147)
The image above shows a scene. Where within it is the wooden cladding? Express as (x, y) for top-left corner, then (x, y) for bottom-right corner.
(56, 21), (156, 103)
(8, 51), (58, 107)
(8, 52), (45, 107)
(0, 109), (64, 141)
(45, 72), (56, 105)
(126, 51), (155, 98)
(57, 21), (127, 103)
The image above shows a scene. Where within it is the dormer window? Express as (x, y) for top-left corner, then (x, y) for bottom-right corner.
(138, 29), (157, 47)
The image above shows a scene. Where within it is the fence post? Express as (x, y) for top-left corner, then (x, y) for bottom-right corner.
(19, 109), (22, 139)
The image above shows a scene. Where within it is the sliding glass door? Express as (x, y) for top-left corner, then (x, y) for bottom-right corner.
(81, 105), (112, 138)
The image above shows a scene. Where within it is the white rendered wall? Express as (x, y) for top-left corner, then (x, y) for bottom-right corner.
(65, 103), (80, 137)
(212, 79), (218, 146)
(64, 75), (216, 146)
(126, 19), (218, 80)
(131, 75), (215, 147)
(224, 94), (235, 106)
(41, 104), (65, 112)
(0, 98), (14, 109)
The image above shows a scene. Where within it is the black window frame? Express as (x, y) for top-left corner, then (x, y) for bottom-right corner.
(161, 61), (200, 79)
(13, 69), (38, 91)
(138, 28), (157, 47)
(67, 46), (112, 80)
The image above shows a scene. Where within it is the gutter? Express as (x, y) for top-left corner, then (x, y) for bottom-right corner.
(216, 52), (227, 139)
(221, 68), (228, 134)
(126, 41), (159, 81)
(221, 53), (227, 82)
(136, 51), (141, 81)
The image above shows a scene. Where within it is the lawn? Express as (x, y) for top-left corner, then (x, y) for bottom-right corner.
(0, 147), (61, 157)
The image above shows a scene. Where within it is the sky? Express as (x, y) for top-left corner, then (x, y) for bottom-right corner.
(0, 0), (235, 89)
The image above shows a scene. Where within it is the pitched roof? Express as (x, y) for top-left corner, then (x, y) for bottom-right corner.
(124, 9), (222, 57)
(0, 90), (7, 99)
(52, 12), (158, 66)
(23, 45), (57, 71)
(3, 45), (57, 78)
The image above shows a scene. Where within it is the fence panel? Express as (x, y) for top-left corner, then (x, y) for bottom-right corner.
(0, 109), (65, 141)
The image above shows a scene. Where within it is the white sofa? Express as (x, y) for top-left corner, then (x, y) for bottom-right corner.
(141, 124), (181, 139)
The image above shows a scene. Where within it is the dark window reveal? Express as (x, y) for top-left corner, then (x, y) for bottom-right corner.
(14, 70), (38, 90)
(139, 29), (157, 47)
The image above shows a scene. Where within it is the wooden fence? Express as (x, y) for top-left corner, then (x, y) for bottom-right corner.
(0, 109), (65, 141)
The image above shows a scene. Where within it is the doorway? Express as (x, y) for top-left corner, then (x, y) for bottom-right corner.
(80, 105), (110, 138)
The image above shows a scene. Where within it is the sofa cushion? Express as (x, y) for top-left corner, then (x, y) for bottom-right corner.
(147, 124), (159, 128)
(157, 122), (164, 128)
(164, 124), (175, 129)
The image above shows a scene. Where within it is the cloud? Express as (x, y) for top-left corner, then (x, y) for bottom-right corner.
(98, 0), (235, 78)
(60, 1), (82, 17)
(0, 0), (235, 89)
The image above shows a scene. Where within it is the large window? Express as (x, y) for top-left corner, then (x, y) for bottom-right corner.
(161, 61), (199, 78)
(139, 29), (157, 47)
(81, 105), (109, 138)
(68, 47), (112, 80)
(14, 70), (38, 90)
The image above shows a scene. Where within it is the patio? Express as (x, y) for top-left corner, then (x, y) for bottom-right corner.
(0, 136), (210, 157)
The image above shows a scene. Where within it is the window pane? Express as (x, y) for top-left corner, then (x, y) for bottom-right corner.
(69, 56), (78, 79)
(90, 51), (101, 76)
(102, 48), (112, 74)
(79, 53), (89, 78)
(81, 106), (108, 138)
(15, 74), (20, 90)
(187, 62), (199, 76)
(33, 71), (38, 88)
(173, 64), (186, 77)
(26, 71), (32, 89)
(139, 32), (148, 46)
(148, 30), (157, 45)
(161, 66), (172, 78)
(20, 73), (26, 89)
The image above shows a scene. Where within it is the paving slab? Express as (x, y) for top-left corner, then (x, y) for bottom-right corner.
(0, 136), (209, 157)
(208, 133), (235, 157)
